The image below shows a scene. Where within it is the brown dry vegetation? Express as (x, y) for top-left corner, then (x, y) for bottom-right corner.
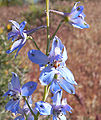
(0, 0), (101, 120)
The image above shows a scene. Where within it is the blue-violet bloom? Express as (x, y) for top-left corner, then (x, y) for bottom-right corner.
(15, 96), (34, 120)
(50, 2), (89, 29)
(35, 90), (72, 120)
(7, 20), (27, 58)
(7, 20), (46, 58)
(28, 36), (77, 94)
(3, 72), (37, 114)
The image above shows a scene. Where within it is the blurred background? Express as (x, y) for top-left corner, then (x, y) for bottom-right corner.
(0, 0), (101, 120)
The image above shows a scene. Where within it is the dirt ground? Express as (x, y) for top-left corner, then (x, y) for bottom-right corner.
(0, 0), (101, 120)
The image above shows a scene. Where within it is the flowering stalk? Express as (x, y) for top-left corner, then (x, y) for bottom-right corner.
(36, 1), (50, 119)
(43, 0), (50, 102)
(46, 0), (50, 55)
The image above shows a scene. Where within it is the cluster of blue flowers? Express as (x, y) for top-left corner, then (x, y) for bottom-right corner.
(3, 2), (89, 120)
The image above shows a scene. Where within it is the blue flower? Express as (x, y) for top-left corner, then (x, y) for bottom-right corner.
(14, 96), (35, 120)
(50, 2), (89, 29)
(3, 72), (37, 114)
(7, 20), (46, 58)
(67, 2), (89, 29)
(7, 20), (27, 58)
(35, 90), (72, 120)
(28, 36), (77, 94)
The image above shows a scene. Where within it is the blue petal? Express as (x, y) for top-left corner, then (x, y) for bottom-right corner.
(59, 78), (75, 94)
(6, 39), (23, 54)
(21, 81), (37, 96)
(15, 40), (26, 58)
(51, 90), (62, 105)
(35, 101), (52, 115)
(62, 46), (68, 62)
(49, 36), (64, 57)
(19, 21), (27, 36)
(50, 81), (61, 94)
(58, 66), (77, 85)
(71, 2), (80, 11)
(28, 49), (49, 65)
(11, 72), (21, 91)
(70, 17), (89, 29)
(39, 66), (55, 85)
(53, 115), (57, 120)
(3, 90), (11, 98)
(5, 99), (20, 114)
(63, 104), (72, 113)
(8, 32), (18, 41)
(70, 6), (84, 19)
(9, 20), (20, 29)
(14, 115), (24, 120)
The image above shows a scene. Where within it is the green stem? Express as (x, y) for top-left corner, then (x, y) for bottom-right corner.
(50, 19), (64, 41)
(24, 113), (28, 120)
(23, 97), (37, 119)
(42, 86), (48, 102)
(36, 1), (50, 119)
(31, 38), (40, 50)
(46, 0), (50, 55)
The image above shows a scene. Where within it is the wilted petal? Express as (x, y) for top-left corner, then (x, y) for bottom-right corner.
(35, 101), (52, 115)
(21, 81), (37, 96)
(39, 66), (55, 85)
(28, 49), (49, 65)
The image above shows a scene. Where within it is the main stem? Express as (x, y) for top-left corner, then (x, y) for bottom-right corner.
(46, 0), (50, 56)
(43, 0), (50, 102)
(36, 0), (50, 119)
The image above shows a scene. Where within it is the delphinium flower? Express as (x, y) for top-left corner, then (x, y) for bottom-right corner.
(28, 36), (77, 94)
(35, 90), (72, 120)
(15, 96), (35, 120)
(7, 20), (27, 58)
(49, 2), (89, 29)
(3, 72), (37, 114)
(7, 20), (46, 58)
